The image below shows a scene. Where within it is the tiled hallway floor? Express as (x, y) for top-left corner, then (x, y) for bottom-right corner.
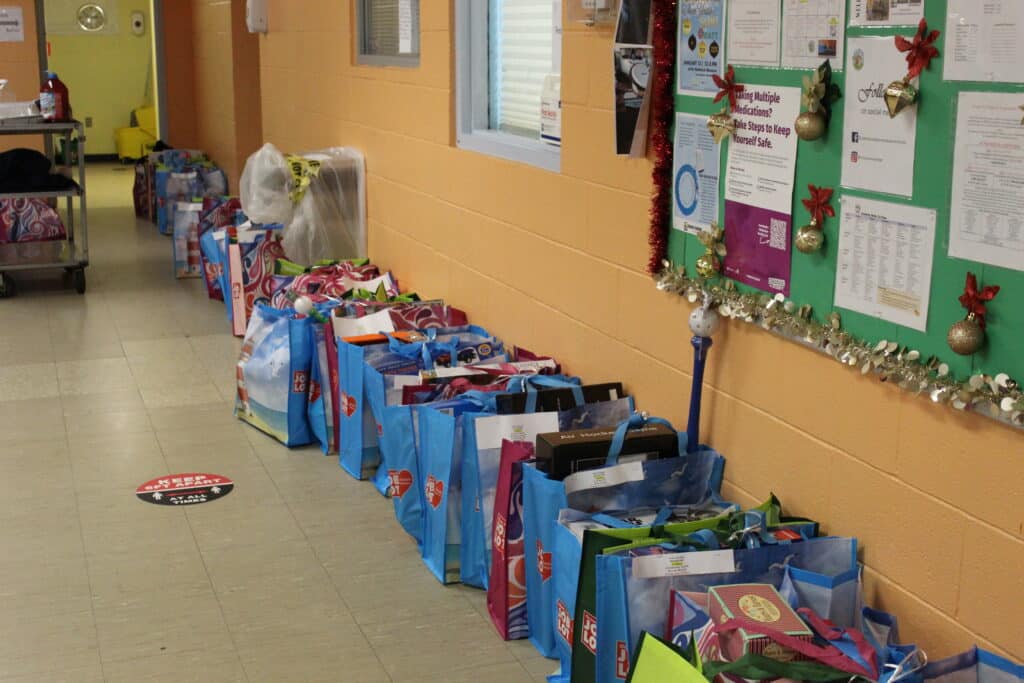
(0, 165), (548, 682)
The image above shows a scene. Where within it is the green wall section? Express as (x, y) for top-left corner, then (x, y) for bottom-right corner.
(45, 1), (155, 154)
(669, 0), (1024, 382)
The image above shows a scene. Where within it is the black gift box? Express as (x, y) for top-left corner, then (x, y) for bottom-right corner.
(535, 422), (678, 481)
(495, 382), (626, 414)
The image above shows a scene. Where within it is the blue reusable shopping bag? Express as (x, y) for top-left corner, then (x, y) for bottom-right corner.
(338, 326), (506, 481)
(923, 648), (1024, 683)
(416, 393), (498, 584)
(592, 535), (860, 683)
(235, 303), (316, 447)
(460, 392), (634, 590)
(307, 321), (334, 453)
(524, 413), (725, 659)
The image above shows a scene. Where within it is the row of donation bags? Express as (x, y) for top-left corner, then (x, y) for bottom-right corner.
(228, 256), (1023, 683)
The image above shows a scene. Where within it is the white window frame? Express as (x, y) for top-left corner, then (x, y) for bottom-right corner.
(356, 0), (420, 68)
(454, 0), (561, 173)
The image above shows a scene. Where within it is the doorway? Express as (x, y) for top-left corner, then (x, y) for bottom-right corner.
(34, 0), (166, 160)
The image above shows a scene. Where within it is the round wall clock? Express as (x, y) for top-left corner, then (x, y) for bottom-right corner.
(77, 3), (107, 32)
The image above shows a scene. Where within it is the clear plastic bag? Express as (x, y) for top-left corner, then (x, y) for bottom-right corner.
(239, 143), (367, 266)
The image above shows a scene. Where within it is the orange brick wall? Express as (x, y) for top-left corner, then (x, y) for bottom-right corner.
(257, 1), (1024, 661)
(165, 0), (261, 191)
(0, 0), (43, 151)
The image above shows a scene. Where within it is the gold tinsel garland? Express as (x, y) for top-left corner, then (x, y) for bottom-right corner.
(655, 262), (1024, 429)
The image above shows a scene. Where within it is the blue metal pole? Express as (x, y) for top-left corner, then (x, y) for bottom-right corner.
(686, 335), (713, 453)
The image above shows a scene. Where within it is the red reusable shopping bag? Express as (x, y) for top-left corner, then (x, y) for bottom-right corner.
(487, 439), (535, 640)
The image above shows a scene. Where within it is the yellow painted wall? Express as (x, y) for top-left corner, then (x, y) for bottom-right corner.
(45, 0), (155, 155)
(256, 1), (1024, 661)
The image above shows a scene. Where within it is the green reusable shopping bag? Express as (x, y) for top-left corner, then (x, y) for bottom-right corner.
(627, 631), (870, 683)
(570, 495), (819, 683)
(626, 632), (704, 683)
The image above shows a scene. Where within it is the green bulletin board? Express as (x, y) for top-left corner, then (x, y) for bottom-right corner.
(669, 0), (1024, 382)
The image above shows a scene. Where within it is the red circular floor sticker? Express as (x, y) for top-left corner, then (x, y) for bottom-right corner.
(135, 473), (234, 506)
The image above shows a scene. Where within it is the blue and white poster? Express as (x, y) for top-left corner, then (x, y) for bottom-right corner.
(677, 0), (726, 96)
(672, 112), (720, 234)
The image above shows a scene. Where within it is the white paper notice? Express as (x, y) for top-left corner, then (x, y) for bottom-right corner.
(724, 85), (802, 214)
(474, 412), (560, 451)
(398, 0), (413, 54)
(632, 549), (737, 579)
(0, 7), (22, 42)
(834, 197), (937, 332)
(727, 0), (781, 66)
(673, 112), (720, 234)
(781, 0), (845, 69)
(948, 92), (1024, 272)
(945, 0), (1024, 84)
(563, 461), (645, 495)
(849, 0), (922, 27)
(841, 37), (918, 198)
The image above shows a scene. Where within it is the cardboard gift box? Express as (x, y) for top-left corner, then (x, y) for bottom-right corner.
(705, 584), (813, 664)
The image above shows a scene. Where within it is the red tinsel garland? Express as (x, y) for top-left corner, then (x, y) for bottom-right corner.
(647, 0), (678, 275)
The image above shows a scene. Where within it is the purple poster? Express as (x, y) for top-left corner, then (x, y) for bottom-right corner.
(723, 200), (792, 296)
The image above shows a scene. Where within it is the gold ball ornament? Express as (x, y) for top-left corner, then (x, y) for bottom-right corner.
(884, 79), (918, 118)
(707, 111), (735, 144)
(947, 315), (985, 356)
(794, 225), (824, 253)
(695, 252), (721, 278)
(794, 111), (827, 141)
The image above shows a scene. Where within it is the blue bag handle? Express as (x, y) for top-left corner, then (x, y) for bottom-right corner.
(456, 390), (498, 414)
(659, 528), (721, 552)
(506, 374), (585, 412)
(387, 330), (461, 370)
(606, 412), (675, 467)
(590, 513), (635, 529)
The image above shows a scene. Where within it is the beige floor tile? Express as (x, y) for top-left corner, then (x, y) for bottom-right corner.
(410, 661), (535, 683)
(237, 638), (389, 683)
(64, 408), (153, 438)
(140, 382), (223, 409)
(0, 609), (100, 679)
(101, 647), (247, 683)
(0, 363), (60, 401)
(87, 547), (214, 605)
(0, 397), (65, 444)
(0, 664), (105, 683)
(57, 357), (137, 396)
(186, 500), (306, 552)
(122, 337), (198, 361)
(0, 332), (55, 366)
(93, 588), (234, 664)
(60, 388), (145, 416)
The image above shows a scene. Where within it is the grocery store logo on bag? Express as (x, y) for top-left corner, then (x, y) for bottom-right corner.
(387, 470), (413, 499)
(292, 370), (308, 393)
(425, 475), (444, 508)
(557, 600), (574, 645)
(581, 611), (598, 654)
(616, 641), (629, 679)
(340, 392), (357, 417)
(536, 540), (552, 582)
(493, 513), (507, 555)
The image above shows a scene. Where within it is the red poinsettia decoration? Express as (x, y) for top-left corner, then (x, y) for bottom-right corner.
(712, 65), (744, 110)
(958, 272), (1000, 329)
(801, 184), (835, 226)
(895, 19), (941, 80)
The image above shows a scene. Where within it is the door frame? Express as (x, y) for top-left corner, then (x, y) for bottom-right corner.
(33, 0), (168, 140)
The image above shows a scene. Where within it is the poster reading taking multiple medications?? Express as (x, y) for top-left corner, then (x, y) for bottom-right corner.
(723, 85), (801, 296)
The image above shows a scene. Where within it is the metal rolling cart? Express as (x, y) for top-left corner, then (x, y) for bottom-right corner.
(0, 118), (88, 296)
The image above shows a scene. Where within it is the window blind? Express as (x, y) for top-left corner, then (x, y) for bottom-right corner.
(492, 0), (555, 135)
(362, 0), (419, 57)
